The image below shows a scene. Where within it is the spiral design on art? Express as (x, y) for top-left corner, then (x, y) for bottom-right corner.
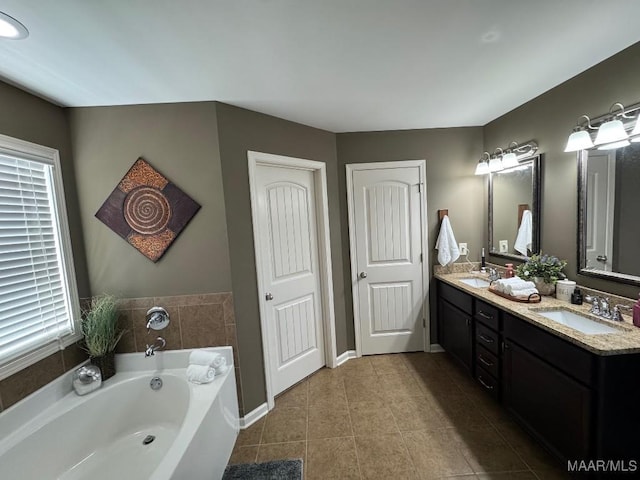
(123, 186), (171, 235)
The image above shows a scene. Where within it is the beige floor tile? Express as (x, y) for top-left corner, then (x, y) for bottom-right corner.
(308, 405), (354, 439)
(349, 400), (399, 436)
(275, 380), (308, 409)
(355, 433), (418, 480)
(379, 372), (425, 401)
(493, 421), (563, 472)
(369, 354), (410, 375)
(340, 356), (377, 380)
(307, 437), (361, 480)
(532, 468), (572, 479)
(228, 445), (258, 464)
(389, 396), (446, 431)
(430, 393), (491, 429)
(308, 367), (344, 389)
(235, 417), (265, 446)
(403, 429), (474, 479)
(450, 424), (527, 473)
(400, 352), (443, 374)
(256, 441), (306, 463)
(477, 472), (537, 479)
(344, 377), (387, 404)
(473, 393), (511, 424)
(261, 407), (307, 444)
(308, 382), (348, 409)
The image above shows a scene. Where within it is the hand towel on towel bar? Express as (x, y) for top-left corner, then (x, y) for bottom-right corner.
(435, 215), (460, 266)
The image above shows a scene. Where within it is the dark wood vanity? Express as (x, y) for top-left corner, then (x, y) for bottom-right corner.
(437, 279), (640, 474)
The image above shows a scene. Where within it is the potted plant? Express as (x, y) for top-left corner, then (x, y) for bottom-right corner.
(515, 253), (567, 295)
(81, 294), (124, 380)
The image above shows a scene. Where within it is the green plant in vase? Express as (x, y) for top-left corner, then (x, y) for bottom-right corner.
(515, 253), (567, 295)
(81, 294), (124, 380)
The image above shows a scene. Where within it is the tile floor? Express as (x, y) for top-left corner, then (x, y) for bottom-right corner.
(228, 352), (571, 479)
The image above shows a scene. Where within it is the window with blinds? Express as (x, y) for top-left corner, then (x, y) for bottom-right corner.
(0, 134), (80, 379)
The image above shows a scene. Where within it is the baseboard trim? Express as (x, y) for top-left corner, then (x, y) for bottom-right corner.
(336, 350), (357, 366)
(240, 402), (269, 429)
(430, 344), (445, 353)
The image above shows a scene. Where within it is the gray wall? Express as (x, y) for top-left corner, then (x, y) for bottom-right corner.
(68, 102), (232, 297)
(0, 81), (90, 299)
(215, 102), (346, 412)
(483, 42), (640, 299)
(336, 127), (484, 341)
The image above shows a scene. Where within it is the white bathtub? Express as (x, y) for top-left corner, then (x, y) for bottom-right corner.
(0, 347), (239, 480)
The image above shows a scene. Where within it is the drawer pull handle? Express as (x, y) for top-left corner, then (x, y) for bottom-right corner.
(478, 376), (494, 390)
(478, 355), (494, 367)
(478, 311), (493, 320)
(479, 334), (494, 344)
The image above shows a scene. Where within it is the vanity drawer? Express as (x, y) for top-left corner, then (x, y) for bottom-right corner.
(439, 282), (472, 315)
(476, 345), (499, 378)
(475, 365), (499, 400)
(476, 321), (499, 355)
(474, 299), (499, 330)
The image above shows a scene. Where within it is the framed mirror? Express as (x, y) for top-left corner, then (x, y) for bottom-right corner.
(578, 145), (640, 285)
(488, 154), (541, 260)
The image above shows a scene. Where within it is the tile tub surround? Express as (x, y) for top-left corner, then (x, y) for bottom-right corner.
(436, 272), (640, 355)
(228, 353), (569, 480)
(115, 292), (245, 414)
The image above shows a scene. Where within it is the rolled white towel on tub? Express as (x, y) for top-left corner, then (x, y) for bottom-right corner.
(189, 350), (225, 368)
(186, 364), (216, 384)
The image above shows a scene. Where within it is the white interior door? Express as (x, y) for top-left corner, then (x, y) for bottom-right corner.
(348, 162), (426, 355)
(585, 151), (615, 271)
(255, 163), (325, 396)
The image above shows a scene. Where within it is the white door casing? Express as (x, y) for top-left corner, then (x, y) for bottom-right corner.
(347, 161), (429, 355)
(248, 151), (337, 410)
(585, 151), (615, 271)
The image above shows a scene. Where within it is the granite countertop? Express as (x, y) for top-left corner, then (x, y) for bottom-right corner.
(435, 270), (640, 356)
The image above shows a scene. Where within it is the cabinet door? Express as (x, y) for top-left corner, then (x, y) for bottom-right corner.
(439, 299), (472, 372)
(503, 340), (592, 461)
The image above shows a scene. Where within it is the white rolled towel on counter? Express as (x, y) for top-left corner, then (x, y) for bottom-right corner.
(186, 364), (216, 384)
(506, 288), (539, 298)
(505, 282), (537, 296)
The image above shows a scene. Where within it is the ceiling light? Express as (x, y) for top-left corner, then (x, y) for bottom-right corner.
(0, 11), (28, 39)
(474, 152), (490, 175)
(594, 104), (629, 146)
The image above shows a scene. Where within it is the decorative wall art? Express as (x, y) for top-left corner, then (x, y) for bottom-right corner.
(95, 157), (201, 262)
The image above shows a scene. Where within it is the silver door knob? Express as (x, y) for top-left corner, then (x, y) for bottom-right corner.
(596, 255), (608, 262)
(359, 272), (367, 279)
(265, 293), (274, 301)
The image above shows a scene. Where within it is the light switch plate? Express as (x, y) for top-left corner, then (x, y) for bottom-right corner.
(499, 240), (509, 253)
(459, 243), (468, 256)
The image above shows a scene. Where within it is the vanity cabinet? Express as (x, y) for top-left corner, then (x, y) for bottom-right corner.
(436, 279), (640, 471)
(437, 282), (473, 372)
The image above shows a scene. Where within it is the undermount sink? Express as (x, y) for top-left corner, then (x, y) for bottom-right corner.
(459, 277), (491, 288)
(532, 309), (622, 335)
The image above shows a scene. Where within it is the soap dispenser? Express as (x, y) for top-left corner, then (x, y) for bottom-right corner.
(505, 264), (515, 278)
(633, 294), (640, 328)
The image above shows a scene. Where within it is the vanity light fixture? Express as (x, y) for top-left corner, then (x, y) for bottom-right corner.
(474, 152), (491, 175)
(501, 142), (519, 168)
(564, 115), (596, 152)
(0, 11), (29, 39)
(489, 149), (504, 172)
(630, 111), (640, 142)
(594, 103), (630, 147)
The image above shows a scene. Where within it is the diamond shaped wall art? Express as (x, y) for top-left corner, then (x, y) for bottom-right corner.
(95, 157), (201, 262)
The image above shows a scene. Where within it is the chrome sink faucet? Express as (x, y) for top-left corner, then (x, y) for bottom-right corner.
(584, 295), (630, 321)
(145, 337), (166, 357)
(488, 268), (501, 283)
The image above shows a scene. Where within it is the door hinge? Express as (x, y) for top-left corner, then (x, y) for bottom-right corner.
(422, 317), (426, 328)
(417, 182), (424, 193)
(419, 253), (423, 263)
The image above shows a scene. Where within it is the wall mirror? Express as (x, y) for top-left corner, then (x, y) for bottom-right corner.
(488, 154), (541, 260)
(578, 145), (640, 285)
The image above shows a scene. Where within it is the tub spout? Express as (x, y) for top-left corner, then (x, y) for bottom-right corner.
(145, 337), (166, 357)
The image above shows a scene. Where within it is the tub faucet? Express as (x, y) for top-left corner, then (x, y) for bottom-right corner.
(145, 337), (166, 357)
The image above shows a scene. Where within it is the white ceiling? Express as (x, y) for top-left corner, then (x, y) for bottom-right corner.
(0, 1), (639, 132)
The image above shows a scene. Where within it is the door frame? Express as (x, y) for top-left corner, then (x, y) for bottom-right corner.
(346, 160), (430, 357)
(248, 151), (338, 410)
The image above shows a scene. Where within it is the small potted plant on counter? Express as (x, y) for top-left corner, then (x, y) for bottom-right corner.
(515, 253), (567, 295)
(81, 294), (124, 380)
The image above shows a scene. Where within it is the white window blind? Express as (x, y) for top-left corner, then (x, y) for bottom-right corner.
(0, 136), (80, 378)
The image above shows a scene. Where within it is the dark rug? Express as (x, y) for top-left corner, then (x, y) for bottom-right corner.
(222, 459), (303, 480)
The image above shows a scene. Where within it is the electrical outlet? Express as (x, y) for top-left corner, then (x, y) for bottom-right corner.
(459, 243), (468, 256)
(499, 240), (509, 253)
